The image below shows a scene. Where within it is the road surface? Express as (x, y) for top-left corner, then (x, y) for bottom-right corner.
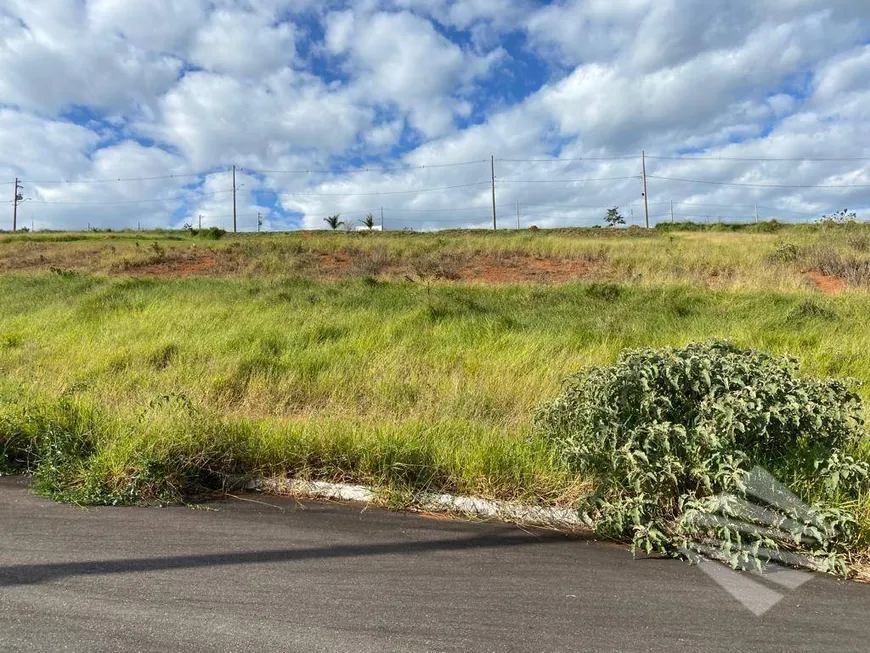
(1, 476), (868, 652)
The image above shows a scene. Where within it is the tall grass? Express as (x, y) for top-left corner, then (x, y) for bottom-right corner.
(1, 273), (869, 520)
(2, 223), (869, 292)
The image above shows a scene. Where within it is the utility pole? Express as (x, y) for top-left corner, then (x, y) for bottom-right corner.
(12, 178), (22, 232)
(232, 165), (237, 233)
(755, 204), (759, 224)
(198, 214), (203, 230)
(670, 200), (674, 223)
(491, 155), (497, 231)
(516, 201), (520, 229)
(641, 151), (650, 229)
(257, 212), (262, 232)
(380, 207), (384, 231)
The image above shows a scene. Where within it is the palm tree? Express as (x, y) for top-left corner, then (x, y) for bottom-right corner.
(324, 214), (344, 230)
(361, 213), (376, 230)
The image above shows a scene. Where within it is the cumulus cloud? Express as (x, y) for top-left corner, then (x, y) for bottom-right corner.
(324, 9), (504, 137)
(1, 0), (870, 231)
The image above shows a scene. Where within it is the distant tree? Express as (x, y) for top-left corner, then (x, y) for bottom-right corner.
(820, 209), (858, 225)
(604, 206), (625, 227)
(361, 213), (376, 229)
(324, 214), (344, 230)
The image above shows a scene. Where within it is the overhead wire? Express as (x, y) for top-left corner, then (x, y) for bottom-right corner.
(647, 175), (870, 189)
(26, 190), (233, 206)
(241, 159), (488, 175)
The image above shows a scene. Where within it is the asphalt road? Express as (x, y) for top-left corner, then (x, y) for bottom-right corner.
(1, 476), (868, 653)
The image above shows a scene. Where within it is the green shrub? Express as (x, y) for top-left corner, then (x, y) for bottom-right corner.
(189, 227), (226, 240)
(537, 341), (868, 573)
(766, 242), (800, 265)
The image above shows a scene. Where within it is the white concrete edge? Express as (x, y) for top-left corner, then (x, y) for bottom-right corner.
(247, 478), (587, 532)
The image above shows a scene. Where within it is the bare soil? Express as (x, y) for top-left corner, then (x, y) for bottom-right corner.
(130, 254), (219, 277)
(806, 270), (846, 295)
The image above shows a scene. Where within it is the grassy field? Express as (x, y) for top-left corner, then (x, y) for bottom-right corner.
(1, 223), (870, 557)
(1, 221), (869, 291)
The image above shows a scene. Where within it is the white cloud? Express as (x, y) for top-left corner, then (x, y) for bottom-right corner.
(148, 69), (373, 168)
(813, 45), (870, 104)
(324, 9), (504, 137)
(189, 10), (297, 77)
(1, 0), (870, 232)
(0, 1), (182, 115)
(86, 0), (208, 54)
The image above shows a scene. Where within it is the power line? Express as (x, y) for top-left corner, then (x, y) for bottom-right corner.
(20, 171), (217, 185)
(242, 159), (488, 175)
(26, 190), (233, 206)
(498, 176), (640, 184)
(278, 181), (490, 197)
(382, 204), (515, 212)
(646, 155), (870, 162)
(515, 200), (643, 210)
(496, 155), (640, 162)
(647, 175), (870, 189)
(665, 201), (818, 216)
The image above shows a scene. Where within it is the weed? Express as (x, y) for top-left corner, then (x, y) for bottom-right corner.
(584, 282), (623, 301)
(190, 227), (226, 240)
(147, 343), (180, 370)
(0, 333), (23, 349)
(537, 341), (867, 573)
(766, 242), (800, 264)
(788, 298), (837, 321)
(809, 246), (870, 287)
(848, 233), (870, 253)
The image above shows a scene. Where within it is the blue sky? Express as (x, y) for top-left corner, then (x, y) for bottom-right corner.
(1, 0), (870, 231)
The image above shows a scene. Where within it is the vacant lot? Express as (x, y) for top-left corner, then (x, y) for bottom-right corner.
(1, 223), (869, 564)
(2, 221), (869, 291)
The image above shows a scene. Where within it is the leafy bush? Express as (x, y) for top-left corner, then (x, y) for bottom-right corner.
(189, 227), (226, 240)
(765, 242), (800, 264)
(537, 341), (868, 573)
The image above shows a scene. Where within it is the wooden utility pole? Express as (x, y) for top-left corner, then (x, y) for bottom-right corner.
(12, 178), (21, 232)
(641, 151), (650, 229)
(380, 207), (384, 231)
(670, 200), (674, 223)
(516, 201), (520, 229)
(232, 165), (237, 233)
(491, 155), (497, 231)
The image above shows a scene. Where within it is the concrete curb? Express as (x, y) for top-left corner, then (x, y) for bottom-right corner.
(247, 478), (588, 532)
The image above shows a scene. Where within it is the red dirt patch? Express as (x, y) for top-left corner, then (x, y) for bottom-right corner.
(806, 270), (846, 295)
(127, 254), (219, 277)
(309, 251), (602, 284)
(457, 254), (598, 284)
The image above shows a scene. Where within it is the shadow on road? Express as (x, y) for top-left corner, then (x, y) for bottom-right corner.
(0, 530), (572, 588)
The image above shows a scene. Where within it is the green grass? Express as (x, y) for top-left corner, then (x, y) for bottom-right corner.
(1, 270), (869, 504)
(1, 225), (870, 567)
(2, 221), (869, 292)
